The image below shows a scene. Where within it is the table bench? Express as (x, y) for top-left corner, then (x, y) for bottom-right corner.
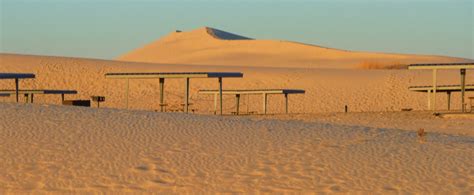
(0, 89), (77, 103)
(199, 89), (305, 115)
(409, 84), (474, 111)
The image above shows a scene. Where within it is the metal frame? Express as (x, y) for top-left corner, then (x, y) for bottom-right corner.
(408, 63), (474, 112)
(0, 73), (36, 103)
(409, 85), (474, 110)
(105, 72), (244, 114)
(198, 89), (305, 115)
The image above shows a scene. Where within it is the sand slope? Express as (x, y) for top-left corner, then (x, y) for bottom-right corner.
(1, 53), (473, 114)
(0, 103), (473, 193)
(118, 27), (469, 69)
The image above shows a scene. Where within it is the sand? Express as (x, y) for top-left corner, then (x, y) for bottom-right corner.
(0, 103), (473, 193)
(253, 111), (474, 137)
(1, 27), (473, 193)
(118, 27), (470, 69)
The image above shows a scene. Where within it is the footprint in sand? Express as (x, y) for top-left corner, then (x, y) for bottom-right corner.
(133, 156), (179, 188)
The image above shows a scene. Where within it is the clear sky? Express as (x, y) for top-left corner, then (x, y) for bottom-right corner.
(1, 0), (473, 60)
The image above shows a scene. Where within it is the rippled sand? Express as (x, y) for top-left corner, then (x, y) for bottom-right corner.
(0, 103), (473, 193)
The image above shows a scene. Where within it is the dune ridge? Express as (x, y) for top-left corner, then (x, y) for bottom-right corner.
(118, 27), (470, 69)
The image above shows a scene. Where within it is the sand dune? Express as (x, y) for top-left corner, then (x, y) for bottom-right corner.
(118, 27), (470, 69)
(0, 103), (473, 193)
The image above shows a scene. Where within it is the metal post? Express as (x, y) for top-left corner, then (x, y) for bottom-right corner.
(218, 77), (223, 115)
(185, 77), (190, 113)
(159, 78), (165, 112)
(126, 79), (130, 109)
(30, 94), (34, 103)
(447, 92), (451, 111)
(235, 94), (240, 115)
(61, 94), (65, 103)
(15, 78), (19, 103)
(461, 69), (466, 112)
(284, 93), (289, 114)
(263, 93), (267, 114)
(432, 69), (437, 111)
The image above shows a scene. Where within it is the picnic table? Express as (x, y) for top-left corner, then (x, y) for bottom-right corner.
(105, 72), (243, 115)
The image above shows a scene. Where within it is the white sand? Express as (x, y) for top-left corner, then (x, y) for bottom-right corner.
(1, 103), (473, 193)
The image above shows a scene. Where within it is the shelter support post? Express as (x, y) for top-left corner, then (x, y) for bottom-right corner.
(185, 78), (190, 113)
(284, 93), (289, 114)
(432, 69), (437, 111)
(30, 94), (34, 103)
(461, 69), (466, 112)
(61, 94), (65, 103)
(218, 77), (223, 115)
(159, 78), (165, 112)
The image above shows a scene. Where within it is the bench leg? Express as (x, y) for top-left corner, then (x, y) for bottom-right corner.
(214, 93), (217, 115)
(460, 69), (466, 112)
(235, 94), (240, 115)
(432, 69), (437, 111)
(125, 79), (129, 109)
(447, 92), (451, 111)
(427, 90), (431, 110)
(262, 93), (267, 115)
(159, 78), (165, 112)
(218, 77), (223, 115)
(184, 78), (190, 113)
(15, 78), (19, 103)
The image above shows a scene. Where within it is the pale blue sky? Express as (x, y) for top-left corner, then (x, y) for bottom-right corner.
(1, 0), (473, 59)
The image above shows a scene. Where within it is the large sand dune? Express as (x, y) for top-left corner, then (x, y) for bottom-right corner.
(118, 27), (469, 69)
(1, 103), (473, 193)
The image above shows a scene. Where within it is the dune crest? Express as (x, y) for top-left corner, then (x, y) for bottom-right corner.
(118, 27), (469, 69)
